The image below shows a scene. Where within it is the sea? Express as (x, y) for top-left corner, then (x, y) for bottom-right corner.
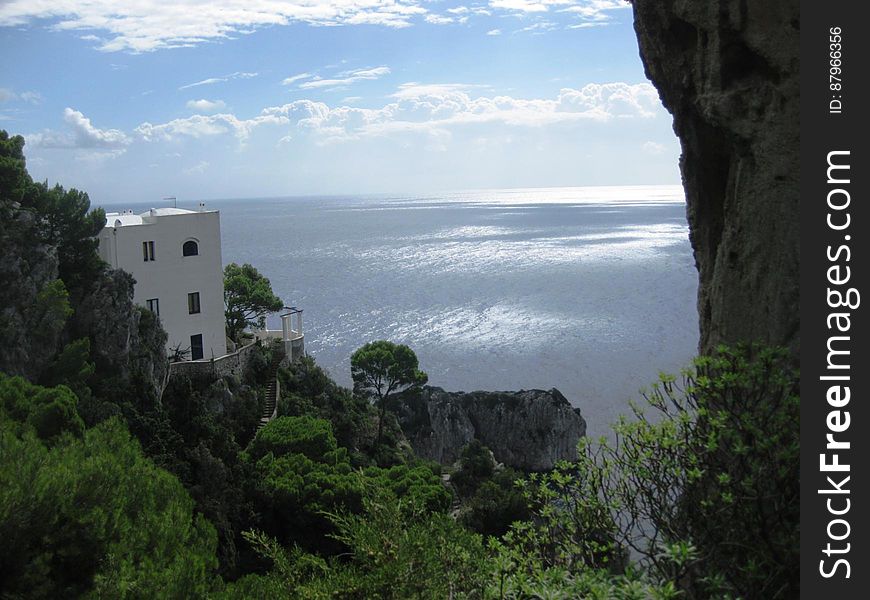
(101, 185), (699, 438)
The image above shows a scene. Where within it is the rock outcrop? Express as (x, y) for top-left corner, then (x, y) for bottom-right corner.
(395, 386), (586, 471)
(73, 269), (169, 403)
(0, 204), (63, 380)
(632, 0), (799, 354)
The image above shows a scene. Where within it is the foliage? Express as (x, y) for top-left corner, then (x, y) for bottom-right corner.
(25, 182), (105, 299)
(451, 439), (496, 496)
(0, 131), (30, 199)
(460, 469), (530, 539)
(488, 534), (681, 600)
(223, 263), (283, 343)
(350, 340), (427, 444)
(1, 131), (103, 300)
(32, 279), (74, 347)
(512, 345), (799, 599)
(247, 415), (450, 557)
(1, 373), (85, 441)
(156, 371), (264, 578)
(249, 415), (339, 462)
(278, 355), (405, 466)
(0, 382), (218, 599)
(40, 337), (95, 402)
(363, 462), (451, 515)
(230, 485), (489, 599)
(447, 441), (530, 539)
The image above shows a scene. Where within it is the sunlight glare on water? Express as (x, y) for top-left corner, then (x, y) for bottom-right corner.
(106, 185), (699, 437)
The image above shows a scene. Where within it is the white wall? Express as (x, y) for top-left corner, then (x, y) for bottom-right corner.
(99, 210), (227, 360)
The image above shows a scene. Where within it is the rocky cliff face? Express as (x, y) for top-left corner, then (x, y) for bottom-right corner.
(0, 199), (167, 402)
(72, 269), (169, 403)
(632, 0), (799, 354)
(0, 205), (63, 380)
(395, 386), (586, 471)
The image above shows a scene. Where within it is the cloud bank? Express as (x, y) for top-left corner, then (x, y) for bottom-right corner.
(0, 0), (632, 52)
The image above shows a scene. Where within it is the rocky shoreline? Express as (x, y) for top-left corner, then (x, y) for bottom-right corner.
(395, 385), (587, 471)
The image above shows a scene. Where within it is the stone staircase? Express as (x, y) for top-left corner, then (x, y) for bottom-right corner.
(257, 351), (283, 431)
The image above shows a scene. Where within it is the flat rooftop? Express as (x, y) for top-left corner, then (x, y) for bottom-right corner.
(104, 206), (216, 227)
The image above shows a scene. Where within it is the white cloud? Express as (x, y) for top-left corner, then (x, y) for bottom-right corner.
(642, 141), (666, 155)
(186, 99), (227, 113)
(184, 160), (210, 174)
(390, 82), (490, 100)
(0, 0), (630, 54)
(179, 71), (257, 90)
(23, 82), (663, 167)
(486, 28), (501, 35)
(490, 0), (627, 23)
(0, 1), (428, 52)
(297, 66), (390, 90)
(27, 107), (130, 150)
(0, 88), (42, 104)
(516, 20), (557, 34)
(282, 72), (313, 86)
(254, 81), (663, 145)
(425, 14), (454, 25)
(135, 112), (289, 142)
(559, 0), (628, 22)
(489, 0), (550, 13)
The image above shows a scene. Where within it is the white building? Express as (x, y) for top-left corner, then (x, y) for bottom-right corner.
(98, 205), (227, 361)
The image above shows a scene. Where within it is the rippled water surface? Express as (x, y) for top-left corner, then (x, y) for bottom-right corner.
(106, 185), (699, 436)
(212, 185), (698, 437)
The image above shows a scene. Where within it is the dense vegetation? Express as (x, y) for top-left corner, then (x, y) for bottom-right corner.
(223, 263), (284, 345)
(1, 130), (798, 599)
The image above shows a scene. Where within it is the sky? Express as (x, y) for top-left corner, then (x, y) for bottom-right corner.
(0, 0), (681, 203)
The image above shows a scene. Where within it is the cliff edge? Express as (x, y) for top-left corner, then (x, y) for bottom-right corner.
(632, 0), (799, 354)
(395, 386), (587, 471)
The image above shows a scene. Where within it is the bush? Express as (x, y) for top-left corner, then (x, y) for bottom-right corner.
(450, 439), (496, 497)
(460, 469), (530, 539)
(234, 486), (489, 599)
(0, 373), (84, 441)
(511, 345), (799, 599)
(249, 416), (339, 462)
(0, 414), (218, 598)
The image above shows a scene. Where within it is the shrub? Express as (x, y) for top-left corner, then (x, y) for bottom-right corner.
(513, 345), (799, 599)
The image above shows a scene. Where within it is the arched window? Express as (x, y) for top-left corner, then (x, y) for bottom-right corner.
(182, 240), (199, 256)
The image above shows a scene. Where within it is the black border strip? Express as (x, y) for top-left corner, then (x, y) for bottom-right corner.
(801, 1), (868, 595)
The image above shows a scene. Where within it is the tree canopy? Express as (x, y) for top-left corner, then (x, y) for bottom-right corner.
(0, 375), (218, 598)
(223, 262), (283, 343)
(350, 340), (428, 444)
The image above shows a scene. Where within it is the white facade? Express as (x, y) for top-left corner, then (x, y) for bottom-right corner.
(98, 206), (227, 361)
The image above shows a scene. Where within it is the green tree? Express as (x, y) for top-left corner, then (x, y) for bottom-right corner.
(247, 417), (364, 554)
(508, 345), (799, 599)
(350, 341), (427, 445)
(27, 183), (105, 299)
(229, 485), (488, 599)
(249, 415), (339, 463)
(0, 131), (31, 206)
(451, 439), (496, 497)
(223, 263), (283, 343)
(0, 379), (219, 598)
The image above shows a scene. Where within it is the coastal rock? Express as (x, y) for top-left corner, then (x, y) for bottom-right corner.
(0, 206), (62, 379)
(395, 386), (586, 471)
(73, 269), (168, 402)
(632, 0), (799, 354)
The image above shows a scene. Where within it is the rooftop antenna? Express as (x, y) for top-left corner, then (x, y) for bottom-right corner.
(163, 196), (177, 208)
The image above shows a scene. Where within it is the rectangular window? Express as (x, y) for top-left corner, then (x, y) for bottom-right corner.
(190, 334), (204, 360)
(145, 298), (159, 316)
(142, 241), (155, 261)
(188, 292), (201, 315)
